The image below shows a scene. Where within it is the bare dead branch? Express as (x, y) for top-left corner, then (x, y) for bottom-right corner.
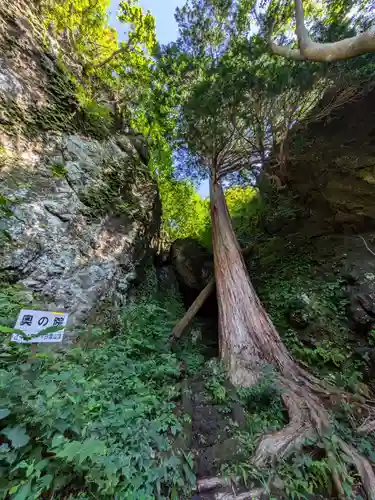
(215, 491), (265, 500)
(196, 476), (233, 492)
(196, 477), (265, 499)
(218, 160), (257, 179)
(359, 235), (375, 258)
(216, 125), (238, 165)
(270, 0), (375, 61)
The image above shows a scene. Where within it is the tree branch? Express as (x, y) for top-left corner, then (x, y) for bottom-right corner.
(93, 39), (133, 69)
(359, 235), (375, 258)
(270, 0), (375, 61)
(81, 0), (99, 23)
(218, 159), (256, 179)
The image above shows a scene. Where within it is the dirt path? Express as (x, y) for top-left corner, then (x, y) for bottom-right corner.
(182, 378), (252, 499)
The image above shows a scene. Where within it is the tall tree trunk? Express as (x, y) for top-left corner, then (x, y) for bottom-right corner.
(209, 170), (375, 497)
(169, 244), (253, 342)
(209, 171), (295, 385)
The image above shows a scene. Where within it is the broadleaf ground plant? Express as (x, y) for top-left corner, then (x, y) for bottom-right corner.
(0, 284), (202, 499)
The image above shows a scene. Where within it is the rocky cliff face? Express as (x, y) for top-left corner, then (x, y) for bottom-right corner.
(0, 2), (161, 336)
(252, 86), (375, 387)
(1, 134), (160, 328)
(267, 85), (375, 233)
(0, 2), (83, 151)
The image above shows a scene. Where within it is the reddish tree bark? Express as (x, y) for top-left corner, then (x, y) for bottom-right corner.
(169, 245), (253, 342)
(208, 169), (375, 498)
(210, 172), (296, 385)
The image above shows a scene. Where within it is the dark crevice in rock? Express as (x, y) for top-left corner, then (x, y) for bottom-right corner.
(43, 204), (70, 223)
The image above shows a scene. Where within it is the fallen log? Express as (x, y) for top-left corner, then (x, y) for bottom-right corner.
(169, 244), (253, 342)
(196, 477), (264, 499)
(170, 277), (215, 341)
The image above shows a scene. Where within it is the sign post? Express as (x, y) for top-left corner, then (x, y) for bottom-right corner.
(11, 310), (69, 351)
(31, 342), (37, 358)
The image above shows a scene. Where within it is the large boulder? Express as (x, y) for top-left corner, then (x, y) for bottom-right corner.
(171, 238), (213, 292)
(170, 238), (217, 326)
(265, 86), (375, 233)
(0, 134), (161, 334)
(250, 85), (375, 386)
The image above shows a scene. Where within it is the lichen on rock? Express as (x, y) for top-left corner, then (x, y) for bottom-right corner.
(0, 134), (160, 338)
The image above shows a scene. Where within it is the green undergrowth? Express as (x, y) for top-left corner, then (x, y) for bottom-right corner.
(204, 360), (374, 499)
(0, 281), (205, 499)
(204, 361), (287, 444)
(250, 245), (364, 391)
(225, 426), (374, 499)
(0, 285), (35, 327)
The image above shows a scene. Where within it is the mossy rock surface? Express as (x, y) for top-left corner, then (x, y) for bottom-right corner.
(0, 134), (160, 335)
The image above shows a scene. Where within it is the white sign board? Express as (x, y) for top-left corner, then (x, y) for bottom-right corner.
(11, 309), (68, 343)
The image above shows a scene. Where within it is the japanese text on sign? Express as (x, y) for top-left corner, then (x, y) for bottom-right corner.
(11, 309), (69, 343)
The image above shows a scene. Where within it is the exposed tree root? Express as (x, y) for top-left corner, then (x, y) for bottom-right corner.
(250, 376), (375, 499)
(339, 440), (375, 497)
(203, 177), (375, 498)
(195, 368), (375, 497)
(196, 476), (265, 499)
(328, 451), (346, 500)
(218, 350), (375, 497)
(253, 390), (316, 468)
(358, 419), (375, 435)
